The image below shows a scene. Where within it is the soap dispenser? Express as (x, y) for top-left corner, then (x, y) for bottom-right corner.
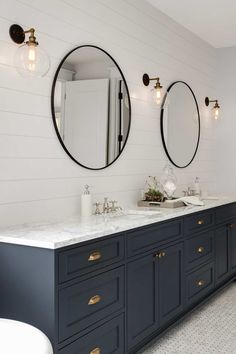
(81, 185), (92, 217)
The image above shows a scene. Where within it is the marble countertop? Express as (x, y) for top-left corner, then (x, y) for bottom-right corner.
(0, 198), (235, 249)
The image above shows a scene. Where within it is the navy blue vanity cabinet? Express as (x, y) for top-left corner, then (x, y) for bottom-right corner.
(215, 203), (236, 279)
(230, 222), (236, 274)
(1, 203), (236, 354)
(127, 253), (159, 349)
(215, 221), (236, 280)
(59, 315), (125, 354)
(158, 243), (184, 326)
(127, 242), (184, 350)
(215, 226), (231, 285)
(185, 230), (214, 271)
(186, 262), (215, 306)
(127, 219), (183, 258)
(58, 236), (125, 283)
(58, 267), (125, 342)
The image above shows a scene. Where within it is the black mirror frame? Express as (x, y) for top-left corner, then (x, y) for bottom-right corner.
(160, 81), (201, 168)
(51, 45), (131, 170)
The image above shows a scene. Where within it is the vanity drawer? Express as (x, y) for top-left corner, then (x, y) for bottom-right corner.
(215, 203), (236, 225)
(59, 315), (124, 354)
(185, 211), (214, 234)
(186, 262), (214, 306)
(58, 236), (124, 283)
(59, 267), (125, 342)
(127, 219), (183, 258)
(185, 231), (214, 270)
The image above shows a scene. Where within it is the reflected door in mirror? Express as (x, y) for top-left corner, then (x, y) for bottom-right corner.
(51, 45), (131, 170)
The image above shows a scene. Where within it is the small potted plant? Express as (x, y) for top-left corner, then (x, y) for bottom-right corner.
(144, 176), (164, 202)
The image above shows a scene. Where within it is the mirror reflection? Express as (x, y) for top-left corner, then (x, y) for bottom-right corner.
(52, 46), (131, 170)
(161, 81), (200, 168)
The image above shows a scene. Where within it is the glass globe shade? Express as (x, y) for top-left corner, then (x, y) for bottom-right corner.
(14, 43), (50, 78)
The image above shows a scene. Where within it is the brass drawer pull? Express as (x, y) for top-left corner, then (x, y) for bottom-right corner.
(88, 295), (101, 305)
(197, 280), (205, 287)
(88, 251), (102, 262)
(154, 251), (166, 259)
(197, 246), (205, 253)
(90, 348), (101, 354)
(197, 220), (204, 225)
(228, 223), (236, 229)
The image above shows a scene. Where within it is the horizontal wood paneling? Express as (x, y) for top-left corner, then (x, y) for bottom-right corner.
(0, 0), (217, 226)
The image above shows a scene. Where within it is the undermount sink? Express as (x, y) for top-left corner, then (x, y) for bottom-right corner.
(127, 209), (162, 216)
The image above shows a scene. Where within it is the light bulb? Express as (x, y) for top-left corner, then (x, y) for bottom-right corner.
(155, 87), (162, 105)
(14, 43), (50, 78)
(27, 44), (36, 72)
(213, 107), (220, 120)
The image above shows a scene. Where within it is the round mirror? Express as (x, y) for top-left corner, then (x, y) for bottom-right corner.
(160, 81), (200, 168)
(51, 45), (131, 170)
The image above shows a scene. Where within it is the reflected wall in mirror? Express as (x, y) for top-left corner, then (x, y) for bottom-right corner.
(51, 45), (131, 170)
(160, 81), (200, 168)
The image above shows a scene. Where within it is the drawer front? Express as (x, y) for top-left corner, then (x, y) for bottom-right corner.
(127, 219), (183, 258)
(58, 236), (124, 283)
(215, 203), (236, 225)
(59, 267), (125, 342)
(186, 262), (214, 305)
(59, 315), (124, 354)
(185, 231), (214, 270)
(185, 211), (214, 234)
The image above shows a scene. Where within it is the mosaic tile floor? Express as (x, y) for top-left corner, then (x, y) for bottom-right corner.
(144, 283), (236, 354)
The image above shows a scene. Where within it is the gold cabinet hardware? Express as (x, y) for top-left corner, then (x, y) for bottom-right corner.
(154, 252), (161, 259)
(88, 295), (101, 306)
(154, 251), (166, 259)
(197, 220), (204, 225)
(228, 223), (236, 229)
(197, 246), (204, 253)
(90, 348), (101, 354)
(88, 251), (102, 262)
(197, 280), (205, 287)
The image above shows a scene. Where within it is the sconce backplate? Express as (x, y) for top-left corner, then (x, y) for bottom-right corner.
(143, 73), (150, 86)
(9, 24), (25, 44)
(205, 97), (210, 106)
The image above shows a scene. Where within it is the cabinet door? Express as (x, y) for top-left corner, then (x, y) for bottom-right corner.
(127, 254), (159, 349)
(229, 222), (236, 274)
(215, 226), (230, 285)
(158, 243), (184, 326)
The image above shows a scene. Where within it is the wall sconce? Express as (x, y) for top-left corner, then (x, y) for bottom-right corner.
(143, 73), (163, 105)
(9, 24), (50, 77)
(205, 97), (220, 120)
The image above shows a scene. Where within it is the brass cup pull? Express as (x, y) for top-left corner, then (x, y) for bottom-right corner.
(154, 251), (166, 259)
(197, 220), (204, 225)
(88, 295), (101, 306)
(88, 251), (102, 262)
(228, 223), (236, 229)
(197, 246), (204, 254)
(90, 348), (101, 354)
(154, 252), (161, 259)
(197, 280), (205, 287)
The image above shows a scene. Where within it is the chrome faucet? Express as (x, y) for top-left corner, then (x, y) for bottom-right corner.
(182, 187), (196, 197)
(93, 198), (123, 215)
(103, 197), (110, 214)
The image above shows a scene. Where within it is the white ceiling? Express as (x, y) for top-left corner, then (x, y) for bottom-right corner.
(147, 0), (236, 48)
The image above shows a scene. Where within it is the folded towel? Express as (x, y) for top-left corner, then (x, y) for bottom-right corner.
(177, 196), (204, 206)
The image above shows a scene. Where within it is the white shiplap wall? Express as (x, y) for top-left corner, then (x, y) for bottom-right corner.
(0, 0), (217, 227)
